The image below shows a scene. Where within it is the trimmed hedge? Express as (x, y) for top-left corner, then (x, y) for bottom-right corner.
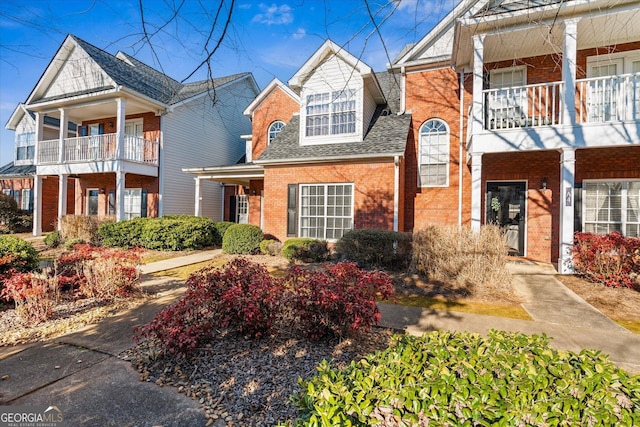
(98, 216), (217, 251)
(213, 221), (235, 246)
(222, 224), (263, 254)
(291, 330), (640, 426)
(336, 229), (412, 270)
(281, 238), (330, 262)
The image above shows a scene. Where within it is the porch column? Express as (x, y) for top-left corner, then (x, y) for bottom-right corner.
(115, 171), (126, 222)
(194, 177), (202, 217)
(32, 175), (43, 236)
(57, 174), (68, 230)
(33, 112), (43, 166)
(558, 147), (576, 274)
(472, 34), (486, 136)
(58, 108), (68, 163)
(470, 152), (483, 231)
(115, 98), (126, 160)
(562, 18), (579, 125)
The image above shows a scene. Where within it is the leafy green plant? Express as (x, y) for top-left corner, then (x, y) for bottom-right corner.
(336, 229), (412, 270)
(222, 224), (263, 254)
(98, 218), (149, 248)
(281, 238), (330, 262)
(213, 221), (235, 247)
(572, 232), (640, 290)
(43, 231), (62, 248)
(0, 235), (39, 281)
(0, 194), (19, 232)
(291, 330), (640, 426)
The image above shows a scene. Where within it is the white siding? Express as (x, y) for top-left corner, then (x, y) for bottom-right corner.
(161, 78), (257, 220)
(362, 88), (377, 136)
(15, 115), (34, 137)
(44, 46), (113, 99)
(300, 55), (365, 144)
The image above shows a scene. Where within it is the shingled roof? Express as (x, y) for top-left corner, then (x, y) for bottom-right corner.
(0, 162), (36, 177)
(255, 69), (409, 164)
(33, 35), (250, 106)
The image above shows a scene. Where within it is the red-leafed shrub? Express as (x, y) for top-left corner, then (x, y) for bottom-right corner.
(1, 272), (58, 323)
(284, 262), (394, 340)
(136, 259), (394, 355)
(572, 232), (640, 289)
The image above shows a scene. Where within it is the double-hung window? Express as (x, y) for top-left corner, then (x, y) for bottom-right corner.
(16, 132), (35, 162)
(419, 119), (449, 187)
(300, 183), (353, 240)
(305, 89), (356, 136)
(584, 180), (640, 237)
(124, 188), (143, 220)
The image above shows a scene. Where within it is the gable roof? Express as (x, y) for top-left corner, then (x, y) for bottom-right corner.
(243, 78), (300, 117)
(26, 34), (254, 108)
(289, 39), (385, 104)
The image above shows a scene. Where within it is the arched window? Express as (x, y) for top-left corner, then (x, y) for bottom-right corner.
(419, 119), (449, 187)
(268, 121), (285, 144)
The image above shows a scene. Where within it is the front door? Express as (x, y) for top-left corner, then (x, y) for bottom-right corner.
(236, 194), (248, 224)
(486, 181), (526, 256)
(87, 189), (99, 216)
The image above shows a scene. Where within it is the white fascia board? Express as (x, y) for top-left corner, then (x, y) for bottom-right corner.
(5, 104), (29, 131)
(254, 151), (405, 166)
(289, 39), (373, 89)
(393, 0), (484, 68)
(243, 78), (300, 117)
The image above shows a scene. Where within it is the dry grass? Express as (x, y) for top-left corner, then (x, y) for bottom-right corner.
(412, 225), (514, 301)
(59, 214), (112, 244)
(557, 274), (640, 334)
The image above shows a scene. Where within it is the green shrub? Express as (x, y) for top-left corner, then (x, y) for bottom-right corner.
(43, 231), (62, 248)
(0, 194), (30, 233)
(0, 235), (40, 274)
(281, 238), (330, 262)
(336, 229), (412, 270)
(98, 218), (150, 248)
(222, 224), (263, 254)
(292, 330), (640, 426)
(213, 221), (235, 247)
(260, 239), (282, 256)
(139, 216), (216, 251)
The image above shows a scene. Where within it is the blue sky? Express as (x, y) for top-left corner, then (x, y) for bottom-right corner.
(0, 0), (455, 165)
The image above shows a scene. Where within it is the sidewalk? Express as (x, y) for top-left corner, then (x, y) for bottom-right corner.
(0, 252), (638, 426)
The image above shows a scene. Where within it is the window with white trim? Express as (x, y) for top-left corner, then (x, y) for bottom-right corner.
(300, 183), (353, 240)
(124, 188), (142, 220)
(305, 89), (356, 136)
(268, 121), (285, 144)
(21, 189), (32, 211)
(419, 119), (449, 187)
(16, 132), (35, 161)
(584, 181), (640, 237)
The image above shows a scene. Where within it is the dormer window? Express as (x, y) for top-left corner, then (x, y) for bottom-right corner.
(305, 89), (356, 136)
(268, 121), (285, 144)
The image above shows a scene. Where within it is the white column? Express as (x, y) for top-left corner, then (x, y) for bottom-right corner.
(57, 174), (68, 230)
(472, 34), (486, 137)
(558, 147), (576, 273)
(562, 18), (579, 125)
(115, 98), (126, 160)
(470, 152), (483, 231)
(34, 112), (43, 166)
(32, 175), (43, 236)
(194, 177), (202, 217)
(115, 171), (126, 222)
(58, 108), (67, 163)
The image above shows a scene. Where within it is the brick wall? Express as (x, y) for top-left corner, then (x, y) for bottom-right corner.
(575, 146), (640, 181)
(251, 88), (299, 160)
(404, 68), (473, 231)
(74, 173), (158, 217)
(262, 160), (396, 242)
(81, 112), (160, 142)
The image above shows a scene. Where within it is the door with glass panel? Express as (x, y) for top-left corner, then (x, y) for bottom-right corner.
(124, 121), (144, 161)
(236, 195), (248, 224)
(486, 182), (526, 256)
(587, 60), (623, 122)
(488, 67), (527, 129)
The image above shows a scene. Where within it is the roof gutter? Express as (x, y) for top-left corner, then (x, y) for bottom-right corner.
(254, 151), (405, 166)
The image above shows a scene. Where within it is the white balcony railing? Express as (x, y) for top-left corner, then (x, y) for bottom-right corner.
(577, 73), (640, 123)
(37, 134), (159, 166)
(484, 81), (565, 129)
(482, 72), (640, 130)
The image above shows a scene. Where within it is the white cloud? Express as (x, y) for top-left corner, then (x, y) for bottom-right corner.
(238, 3), (252, 9)
(252, 3), (294, 25)
(292, 27), (306, 40)
(393, 0), (438, 14)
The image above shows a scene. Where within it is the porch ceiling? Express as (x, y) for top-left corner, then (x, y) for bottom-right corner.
(455, 4), (640, 68)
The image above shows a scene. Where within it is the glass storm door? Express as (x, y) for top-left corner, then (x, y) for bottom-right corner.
(236, 194), (248, 224)
(486, 182), (526, 256)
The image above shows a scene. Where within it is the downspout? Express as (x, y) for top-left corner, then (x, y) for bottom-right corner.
(220, 182), (225, 222)
(458, 67), (465, 227)
(400, 66), (406, 112)
(393, 155), (400, 232)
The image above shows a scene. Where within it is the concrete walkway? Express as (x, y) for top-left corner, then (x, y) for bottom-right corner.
(0, 251), (639, 426)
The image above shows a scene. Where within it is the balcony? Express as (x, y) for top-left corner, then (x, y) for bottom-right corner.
(38, 134), (159, 166)
(472, 73), (640, 153)
(483, 72), (640, 130)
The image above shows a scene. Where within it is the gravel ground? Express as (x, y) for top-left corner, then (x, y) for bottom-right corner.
(122, 328), (394, 426)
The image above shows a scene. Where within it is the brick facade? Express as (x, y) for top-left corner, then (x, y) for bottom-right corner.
(251, 88), (299, 160)
(80, 112), (161, 142)
(262, 161), (397, 242)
